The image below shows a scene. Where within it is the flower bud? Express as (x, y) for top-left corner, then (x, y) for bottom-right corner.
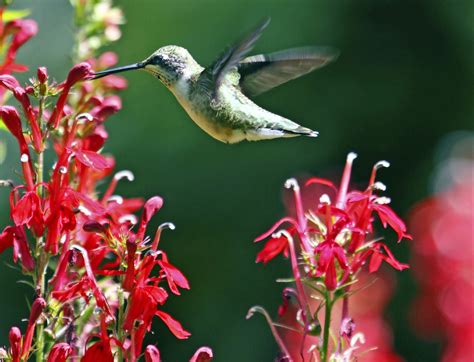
(37, 67), (48, 83)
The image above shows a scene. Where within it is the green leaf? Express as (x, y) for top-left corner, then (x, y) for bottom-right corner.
(0, 118), (6, 131)
(2, 9), (31, 21)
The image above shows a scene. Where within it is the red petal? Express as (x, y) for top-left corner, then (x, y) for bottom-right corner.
(11, 192), (41, 226)
(255, 217), (298, 242)
(82, 340), (114, 362)
(155, 310), (191, 339)
(305, 177), (337, 191)
(325, 258), (337, 290)
(73, 149), (113, 170)
(255, 236), (289, 264)
(159, 259), (190, 294)
(373, 204), (410, 242)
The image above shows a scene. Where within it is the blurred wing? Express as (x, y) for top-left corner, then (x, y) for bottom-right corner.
(238, 46), (339, 96)
(198, 18), (271, 97)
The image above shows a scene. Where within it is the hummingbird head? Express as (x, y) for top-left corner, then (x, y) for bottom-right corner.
(142, 46), (200, 87)
(91, 45), (201, 88)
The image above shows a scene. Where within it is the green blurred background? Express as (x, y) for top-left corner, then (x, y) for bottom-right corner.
(0, 0), (472, 360)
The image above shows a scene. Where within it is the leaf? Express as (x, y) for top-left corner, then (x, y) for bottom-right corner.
(0, 118), (6, 131)
(17, 279), (35, 289)
(2, 9), (31, 21)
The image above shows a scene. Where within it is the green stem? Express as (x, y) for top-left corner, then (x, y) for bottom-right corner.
(321, 292), (333, 362)
(35, 95), (48, 362)
(117, 282), (125, 361)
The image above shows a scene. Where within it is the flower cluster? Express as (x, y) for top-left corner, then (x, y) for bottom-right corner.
(0, 2), (211, 361)
(249, 153), (410, 361)
(70, 0), (125, 61)
(409, 135), (473, 362)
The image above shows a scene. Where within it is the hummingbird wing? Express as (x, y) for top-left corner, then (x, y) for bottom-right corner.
(237, 47), (339, 97)
(197, 18), (271, 98)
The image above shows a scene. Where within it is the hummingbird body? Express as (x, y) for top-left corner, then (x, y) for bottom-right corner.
(92, 19), (338, 143)
(169, 60), (315, 143)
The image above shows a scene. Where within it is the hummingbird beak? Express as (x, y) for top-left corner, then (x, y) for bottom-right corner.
(91, 62), (146, 80)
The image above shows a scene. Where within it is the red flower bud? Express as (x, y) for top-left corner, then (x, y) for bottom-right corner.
(65, 62), (92, 87)
(37, 66), (48, 83)
(47, 343), (73, 362)
(8, 327), (22, 362)
(145, 345), (161, 362)
(22, 297), (46, 359)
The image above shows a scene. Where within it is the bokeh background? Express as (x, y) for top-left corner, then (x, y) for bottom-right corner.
(0, 0), (472, 360)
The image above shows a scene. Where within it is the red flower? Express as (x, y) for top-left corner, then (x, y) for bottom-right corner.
(1, 19), (38, 72)
(10, 189), (44, 236)
(51, 247), (113, 318)
(82, 316), (120, 362)
(315, 240), (348, 290)
(0, 106), (35, 189)
(0, 226), (34, 271)
(255, 232), (290, 264)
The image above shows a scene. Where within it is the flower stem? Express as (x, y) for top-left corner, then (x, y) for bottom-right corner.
(321, 292), (333, 362)
(35, 99), (48, 362)
(117, 282), (125, 361)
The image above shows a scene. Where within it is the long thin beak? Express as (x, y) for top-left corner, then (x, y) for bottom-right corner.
(91, 62), (146, 80)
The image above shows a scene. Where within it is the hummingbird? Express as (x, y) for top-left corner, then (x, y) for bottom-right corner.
(92, 18), (338, 143)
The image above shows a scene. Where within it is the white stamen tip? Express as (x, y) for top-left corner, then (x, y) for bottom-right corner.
(347, 152), (358, 163)
(375, 160), (390, 169)
(159, 222), (176, 231)
(20, 154), (29, 163)
(372, 181), (387, 191)
(350, 332), (366, 347)
(284, 178), (300, 191)
(59, 234), (67, 245)
(76, 113), (94, 122)
(118, 214), (137, 225)
(107, 195), (123, 204)
(375, 196), (391, 205)
(319, 194), (331, 205)
(114, 170), (134, 182)
(273, 229), (293, 243)
(59, 166), (67, 174)
(78, 205), (92, 216)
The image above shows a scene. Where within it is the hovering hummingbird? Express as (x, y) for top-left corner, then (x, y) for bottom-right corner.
(92, 18), (338, 143)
